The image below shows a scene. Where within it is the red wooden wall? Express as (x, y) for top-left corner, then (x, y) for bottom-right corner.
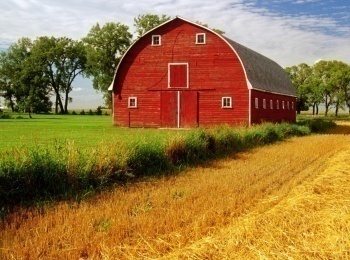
(112, 18), (294, 127)
(250, 90), (296, 124)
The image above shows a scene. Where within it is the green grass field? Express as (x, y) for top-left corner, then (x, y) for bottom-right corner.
(0, 113), (179, 153)
(0, 111), (336, 207)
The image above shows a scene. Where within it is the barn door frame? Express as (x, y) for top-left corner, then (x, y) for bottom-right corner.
(160, 90), (198, 128)
(168, 63), (189, 89)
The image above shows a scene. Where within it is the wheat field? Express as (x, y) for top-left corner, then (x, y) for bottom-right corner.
(1, 122), (349, 259)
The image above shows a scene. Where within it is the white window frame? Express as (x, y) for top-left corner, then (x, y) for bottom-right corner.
(276, 100), (279, 109)
(263, 99), (266, 109)
(152, 35), (161, 46)
(196, 33), (206, 44)
(168, 63), (189, 88)
(270, 99), (273, 109)
(222, 97), (232, 108)
(255, 98), (259, 109)
(128, 97), (138, 108)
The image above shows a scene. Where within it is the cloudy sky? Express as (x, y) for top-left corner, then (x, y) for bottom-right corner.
(1, 0), (349, 109)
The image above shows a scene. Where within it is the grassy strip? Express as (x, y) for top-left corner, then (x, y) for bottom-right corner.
(0, 120), (333, 208)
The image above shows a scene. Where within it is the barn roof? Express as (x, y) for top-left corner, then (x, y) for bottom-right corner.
(109, 16), (295, 97)
(222, 36), (295, 96)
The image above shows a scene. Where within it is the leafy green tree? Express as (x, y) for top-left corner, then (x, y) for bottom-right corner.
(285, 63), (311, 114)
(311, 60), (350, 116)
(83, 22), (132, 107)
(134, 14), (171, 37)
(30, 36), (87, 114)
(0, 38), (52, 116)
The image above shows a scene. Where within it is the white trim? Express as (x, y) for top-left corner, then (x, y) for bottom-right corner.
(151, 35), (161, 46)
(222, 97), (232, 108)
(196, 33), (206, 44)
(248, 89), (251, 126)
(177, 91), (180, 128)
(168, 63), (189, 88)
(128, 97), (138, 108)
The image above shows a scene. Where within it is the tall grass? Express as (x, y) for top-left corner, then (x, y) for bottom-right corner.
(0, 122), (315, 208)
(1, 126), (349, 259)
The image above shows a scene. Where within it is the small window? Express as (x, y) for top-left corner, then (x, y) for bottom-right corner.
(263, 99), (266, 109)
(152, 35), (161, 46)
(270, 100), (273, 109)
(287, 101), (290, 110)
(292, 102), (294, 110)
(282, 101), (285, 109)
(222, 97), (232, 108)
(128, 97), (137, 108)
(196, 33), (206, 44)
(255, 98), (259, 109)
(276, 100), (279, 109)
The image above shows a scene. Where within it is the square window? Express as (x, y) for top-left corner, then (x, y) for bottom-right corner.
(152, 35), (161, 46)
(128, 97), (137, 108)
(255, 98), (259, 109)
(196, 33), (206, 44)
(222, 97), (232, 108)
(270, 100), (273, 109)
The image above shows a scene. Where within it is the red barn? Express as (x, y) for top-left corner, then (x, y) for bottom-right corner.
(109, 16), (296, 128)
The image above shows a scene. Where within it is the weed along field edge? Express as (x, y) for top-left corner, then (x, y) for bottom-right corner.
(0, 116), (350, 258)
(1, 114), (327, 206)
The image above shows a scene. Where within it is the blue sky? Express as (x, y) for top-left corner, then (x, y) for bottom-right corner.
(1, 0), (349, 109)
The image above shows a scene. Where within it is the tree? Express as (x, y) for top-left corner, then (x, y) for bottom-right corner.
(134, 14), (171, 37)
(0, 38), (52, 116)
(195, 21), (225, 35)
(83, 22), (132, 107)
(30, 36), (87, 114)
(285, 63), (311, 114)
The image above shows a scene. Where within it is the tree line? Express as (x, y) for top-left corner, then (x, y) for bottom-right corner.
(0, 14), (171, 115)
(1, 13), (349, 116)
(286, 61), (350, 116)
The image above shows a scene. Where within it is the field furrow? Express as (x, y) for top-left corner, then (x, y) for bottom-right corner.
(1, 123), (350, 259)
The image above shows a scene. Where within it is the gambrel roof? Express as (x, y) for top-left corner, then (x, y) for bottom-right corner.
(223, 37), (295, 96)
(109, 16), (295, 97)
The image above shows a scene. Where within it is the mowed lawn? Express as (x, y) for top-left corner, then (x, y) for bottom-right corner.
(0, 114), (182, 153)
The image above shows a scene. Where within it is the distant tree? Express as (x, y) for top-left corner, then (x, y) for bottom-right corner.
(285, 63), (311, 114)
(134, 14), (171, 37)
(0, 38), (52, 117)
(30, 36), (87, 114)
(195, 21), (225, 35)
(83, 22), (132, 107)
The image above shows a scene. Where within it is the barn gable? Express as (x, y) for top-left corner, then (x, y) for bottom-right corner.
(109, 16), (296, 127)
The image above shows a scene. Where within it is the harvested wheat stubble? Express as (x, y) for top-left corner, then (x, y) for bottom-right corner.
(1, 123), (350, 259)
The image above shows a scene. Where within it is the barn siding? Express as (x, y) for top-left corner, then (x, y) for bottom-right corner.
(250, 90), (296, 124)
(113, 19), (250, 127)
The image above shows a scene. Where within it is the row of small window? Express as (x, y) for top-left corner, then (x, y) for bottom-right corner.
(128, 97), (293, 110)
(127, 97), (231, 109)
(152, 33), (206, 46)
(255, 98), (294, 110)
